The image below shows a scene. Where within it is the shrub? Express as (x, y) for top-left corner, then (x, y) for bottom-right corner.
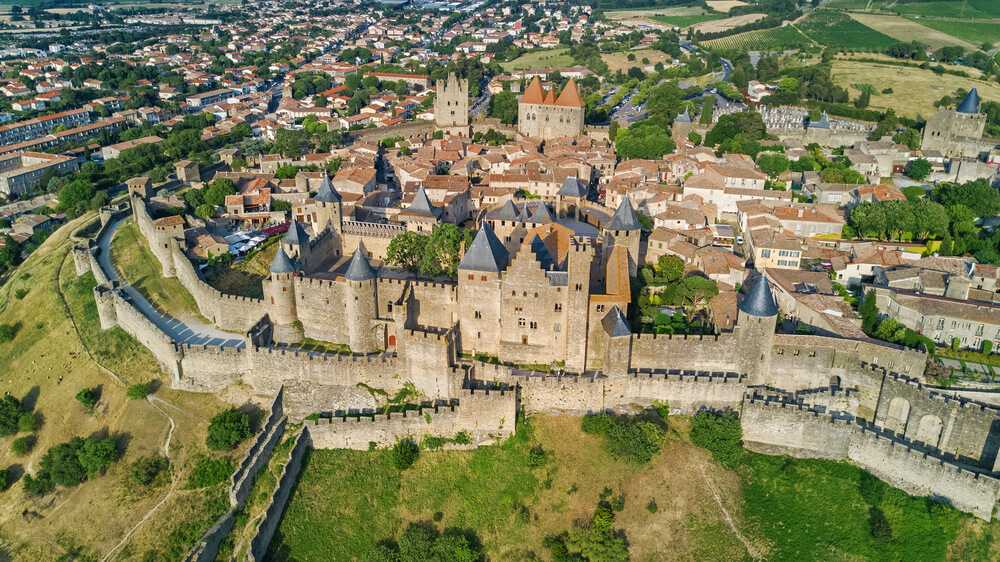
(206, 408), (251, 451)
(0, 323), (13, 343)
(75, 388), (97, 411)
(581, 414), (666, 464)
(646, 499), (658, 514)
(13, 288), (27, 299)
(453, 430), (471, 445)
(690, 410), (744, 468)
(17, 412), (39, 433)
(11, 435), (33, 456)
(130, 456), (170, 487)
(653, 400), (669, 418)
(186, 455), (233, 488)
(126, 383), (149, 400)
(388, 439), (419, 470)
(23, 471), (54, 496)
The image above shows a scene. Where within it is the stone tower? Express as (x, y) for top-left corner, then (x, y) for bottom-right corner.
(344, 248), (379, 354)
(565, 236), (593, 373)
(457, 223), (510, 357)
(921, 88), (987, 157)
(517, 77), (585, 140)
(313, 172), (343, 235)
(267, 247), (301, 343)
(282, 220), (310, 270)
(602, 198), (643, 277)
(434, 72), (469, 136)
(601, 306), (632, 376)
(736, 276), (779, 386)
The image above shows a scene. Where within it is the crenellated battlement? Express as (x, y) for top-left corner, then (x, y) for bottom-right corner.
(342, 220), (406, 238)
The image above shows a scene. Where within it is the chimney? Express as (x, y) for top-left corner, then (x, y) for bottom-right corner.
(797, 209), (803, 218)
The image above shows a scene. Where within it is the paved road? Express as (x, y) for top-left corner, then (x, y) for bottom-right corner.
(98, 219), (245, 348)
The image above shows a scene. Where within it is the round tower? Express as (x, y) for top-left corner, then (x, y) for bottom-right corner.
(602, 198), (643, 277)
(268, 247), (300, 342)
(344, 248), (379, 354)
(736, 275), (779, 386)
(314, 172), (343, 235)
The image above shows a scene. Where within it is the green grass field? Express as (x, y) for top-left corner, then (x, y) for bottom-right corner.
(650, 13), (728, 27)
(906, 18), (1000, 47)
(968, 0), (1000, 16)
(797, 11), (899, 50)
(268, 415), (1000, 561)
(500, 48), (575, 72)
(893, 1), (997, 19)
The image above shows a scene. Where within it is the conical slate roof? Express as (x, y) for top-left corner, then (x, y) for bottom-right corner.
(495, 198), (520, 221)
(601, 306), (631, 338)
(314, 173), (342, 203)
(344, 248), (377, 281)
(517, 205), (532, 222)
(607, 198), (642, 231)
(283, 220), (308, 246)
(528, 234), (555, 270)
(810, 111), (830, 130)
(458, 223), (509, 272)
(270, 247), (296, 274)
(956, 88), (980, 114)
(407, 186), (442, 219)
(675, 107), (693, 123)
(530, 203), (554, 224)
(557, 176), (586, 197)
(739, 276), (779, 317)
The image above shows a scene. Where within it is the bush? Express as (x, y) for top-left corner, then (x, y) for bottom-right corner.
(126, 383), (149, 400)
(14, 288), (27, 299)
(453, 430), (471, 445)
(17, 412), (39, 433)
(130, 456), (170, 487)
(388, 439), (419, 470)
(206, 408), (252, 451)
(580, 414), (666, 464)
(75, 388), (97, 411)
(11, 435), (33, 456)
(23, 471), (54, 496)
(0, 323), (13, 343)
(690, 410), (744, 468)
(186, 455), (233, 488)
(0, 395), (23, 437)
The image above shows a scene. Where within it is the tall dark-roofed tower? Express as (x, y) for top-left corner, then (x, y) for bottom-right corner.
(345, 247), (379, 354)
(314, 172), (343, 235)
(267, 247), (301, 342)
(602, 197), (643, 277)
(736, 275), (779, 385)
(921, 87), (987, 157)
(457, 223), (510, 356)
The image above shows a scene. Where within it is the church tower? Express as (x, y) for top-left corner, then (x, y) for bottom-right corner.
(434, 72), (469, 137)
(736, 276), (779, 386)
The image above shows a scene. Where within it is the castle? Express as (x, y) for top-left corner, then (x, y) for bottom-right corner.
(517, 76), (586, 140)
(921, 88), (993, 158)
(67, 149), (1000, 523)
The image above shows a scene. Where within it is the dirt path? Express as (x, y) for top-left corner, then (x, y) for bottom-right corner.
(101, 396), (180, 562)
(700, 465), (760, 560)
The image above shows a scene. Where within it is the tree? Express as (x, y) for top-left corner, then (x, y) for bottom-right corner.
(614, 120), (675, 160)
(203, 178), (236, 206)
(126, 384), (148, 400)
(860, 290), (879, 334)
(656, 255), (684, 283)
(907, 158), (931, 181)
(206, 408), (251, 451)
(274, 165), (299, 180)
(11, 435), (33, 456)
(18, 412), (39, 433)
(705, 111), (766, 147)
(757, 153), (790, 178)
(196, 204), (217, 220)
(75, 388), (97, 411)
(369, 523), (481, 561)
(0, 395), (23, 437)
(78, 437), (117, 478)
(0, 323), (13, 344)
(690, 410), (744, 468)
(893, 128), (921, 151)
(563, 506), (629, 562)
(487, 90), (518, 125)
(933, 179), (1000, 218)
(314, 95), (328, 108)
(386, 231), (429, 273)
(687, 130), (702, 145)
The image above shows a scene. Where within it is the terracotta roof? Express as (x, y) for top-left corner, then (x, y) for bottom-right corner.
(543, 89), (556, 105)
(520, 76), (546, 105)
(554, 78), (585, 108)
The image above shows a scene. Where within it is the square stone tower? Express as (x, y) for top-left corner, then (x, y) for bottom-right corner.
(434, 72), (469, 132)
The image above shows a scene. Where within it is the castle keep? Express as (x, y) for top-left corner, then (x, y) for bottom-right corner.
(73, 179), (1000, 522)
(517, 76), (586, 141)
(921, 88), (992, 158)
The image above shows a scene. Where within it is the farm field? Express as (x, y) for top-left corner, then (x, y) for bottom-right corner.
(847, 13), (975, 49)
(650, 13), (728, 27)
(691, 12), (765, 33)
(905, 18), (1000, 48)
(796, 11), (899, 50)
(500, 48), (574, 72)
(702, 25), (813, 51)
(602, 49), (674, 73)
(832, 59), (1000, 118)
(968, 0), (1000, 16)
(893, 1), (996, 19)
(268, 415), (1000, 561)
(705, 0), (746, 12)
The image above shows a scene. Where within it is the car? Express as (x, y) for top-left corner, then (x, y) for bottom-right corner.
(736, 235), (744, 245)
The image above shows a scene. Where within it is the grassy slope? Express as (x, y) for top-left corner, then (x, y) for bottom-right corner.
(204, 241), (278, 300)
(906, 18), (1000, 47)
(650, 13), (728, 27)
(894, 1), (995, 19)
(500, 48), (574, 72)
(110, 219), (205, 321)
(271, 415), (1000, 561)
(0, 215), (237, 560)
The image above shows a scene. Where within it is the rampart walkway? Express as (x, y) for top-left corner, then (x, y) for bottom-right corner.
(97, 218), (245, 348)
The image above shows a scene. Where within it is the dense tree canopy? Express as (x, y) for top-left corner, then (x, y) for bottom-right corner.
(614, 120), (675, 160)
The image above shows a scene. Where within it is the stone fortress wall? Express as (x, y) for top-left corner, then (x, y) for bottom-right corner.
(74, 197), (1000, 521)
